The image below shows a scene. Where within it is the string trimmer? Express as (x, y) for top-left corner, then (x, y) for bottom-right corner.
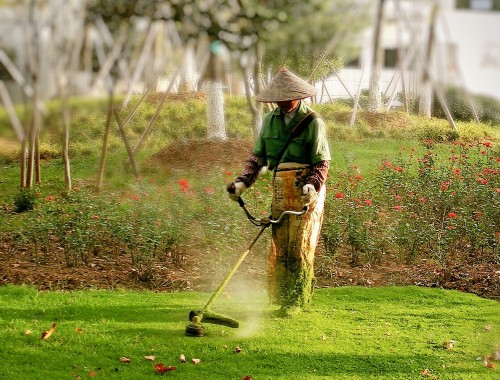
(185, 193), (307, 337)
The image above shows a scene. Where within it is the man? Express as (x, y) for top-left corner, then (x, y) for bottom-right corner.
(227, 66), (331, 313)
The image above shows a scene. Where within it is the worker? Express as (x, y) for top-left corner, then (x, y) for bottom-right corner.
(227, 66), (331, 314)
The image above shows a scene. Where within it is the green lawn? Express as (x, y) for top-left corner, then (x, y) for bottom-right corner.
(0, 285), (498, 379)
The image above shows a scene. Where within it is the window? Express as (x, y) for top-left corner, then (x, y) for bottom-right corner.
(456, 0), (500, 10)
(384, 48), (398, 68)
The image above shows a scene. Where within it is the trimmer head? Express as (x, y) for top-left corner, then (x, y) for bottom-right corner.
(185, 310), (240, 337)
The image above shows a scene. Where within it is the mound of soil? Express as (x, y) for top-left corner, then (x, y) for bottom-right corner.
(1, 138), (498, 301)
(150, 138), (253, 170)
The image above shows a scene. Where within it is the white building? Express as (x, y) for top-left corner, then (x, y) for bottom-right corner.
(319, 0), (500, 105)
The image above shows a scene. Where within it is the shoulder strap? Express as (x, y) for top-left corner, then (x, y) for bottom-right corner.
(273, 111), (317, 170)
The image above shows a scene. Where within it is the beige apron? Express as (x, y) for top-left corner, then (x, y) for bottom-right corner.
(268, 163), (326, 308)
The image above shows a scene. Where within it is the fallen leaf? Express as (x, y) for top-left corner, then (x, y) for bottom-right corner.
(234, 346), (242, 353)
(484, 324), (492, 331)
(191, 358), (201, 365)
(41, 323), (57, 340)
(420, 368), (431, 377)
(492, 351), (500, 361)
(242, 376), (253, 380)
(153, 363), (176, 373)
(75, 328), (84, 334)
(24, 330), (32, 335)
(484, 356), (497, 369)
(88, 371), (97, 377)
(443, 340), (454, 350)
(119, 357), (131, 363)
(144, 355), (155, 361)
(179, 354), (186, 363)
(223, 345), (228, 349)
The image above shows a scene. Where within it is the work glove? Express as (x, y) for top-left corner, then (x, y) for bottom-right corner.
(227, 181), (247, 202)
(301, 184), (317, 206)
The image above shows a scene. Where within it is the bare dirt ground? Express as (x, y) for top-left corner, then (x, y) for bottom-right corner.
(1, 139), (499, 300)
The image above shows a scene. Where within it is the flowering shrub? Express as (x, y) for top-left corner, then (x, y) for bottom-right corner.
(323, 140), (499, 266)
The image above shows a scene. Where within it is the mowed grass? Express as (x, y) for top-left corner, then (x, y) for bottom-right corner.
(0, 285), (498, 379)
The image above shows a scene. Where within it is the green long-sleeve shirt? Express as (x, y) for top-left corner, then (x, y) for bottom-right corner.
(252, 101), (331, 170)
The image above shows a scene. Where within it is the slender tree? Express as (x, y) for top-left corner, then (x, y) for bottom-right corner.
(368, 0), (385, 112)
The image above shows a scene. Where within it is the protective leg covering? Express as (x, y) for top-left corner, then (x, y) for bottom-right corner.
(268, 163), (326, 310)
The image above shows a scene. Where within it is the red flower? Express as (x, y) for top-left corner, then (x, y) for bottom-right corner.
(448, 212), (457, 218)
(477, 178), (488, 185)
(364, 199), (373, 206)
(482, 141), (492, 148)
(393, 205), (403, 211)
(92, 215), (99, 220)
(204, 187), (214, 195)
(335, 192), (344, 199)
(179, 179), (190, 192)
(448, 225), (456, 230)
(46, 195), (54, 201)
(440, 181), (450, 191)
(395, 166), (404, 173)
(355, 174), (363, 180)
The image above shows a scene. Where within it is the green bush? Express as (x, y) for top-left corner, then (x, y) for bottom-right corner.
(432, 86), (500, 126)
(13, 187), (38, 212)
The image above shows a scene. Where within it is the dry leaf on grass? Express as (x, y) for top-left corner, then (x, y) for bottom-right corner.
(234, 346), (242, 353)
(483, 356), (497, 369)
(443, 340), (454, 350)
(119, 357), (131, 363)
(144, 355), (155, 361)
(41, 323), (57, 340)
(179, 354), (186, 363)
(154, 363), (176, 373)
(191, 358), (201, 365)
(421, 368), (431, 376)
(24, 330), (32, 335)
(75, 328), (84, 334)
(242, 376), (253, 380)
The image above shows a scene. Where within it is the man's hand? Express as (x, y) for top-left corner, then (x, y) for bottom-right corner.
(301, 184), (317, 206)
(227, 181), (247, 201)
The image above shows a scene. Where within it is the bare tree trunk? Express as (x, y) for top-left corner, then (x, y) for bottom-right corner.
(178, 43), (196, 92)
(203, 50), (227, 140)
(0, 81), (24, 142)
(419, 3), (439, 118)
(368, 0), (385, 112)
(60, 78), (72, 191)
(114, 107), (139, 179)
(97, 92), (114, 192)
(242, 44), (263, 141)
(26, 0), (41, 189)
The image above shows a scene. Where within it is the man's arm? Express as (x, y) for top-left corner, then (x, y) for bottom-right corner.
(307, 160), (330, 191)
(235, 153), (265, 188)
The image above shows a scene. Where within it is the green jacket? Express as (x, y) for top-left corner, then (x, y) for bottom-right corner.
(252, 101), (331, 170)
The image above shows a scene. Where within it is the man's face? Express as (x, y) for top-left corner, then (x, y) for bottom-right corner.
(276, 100), (299, 113)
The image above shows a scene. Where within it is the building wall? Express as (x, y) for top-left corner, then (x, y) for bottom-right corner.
(321, 0), (500, 104)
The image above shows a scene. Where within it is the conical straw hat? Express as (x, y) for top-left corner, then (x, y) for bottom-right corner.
(255, 66), (317, 102)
